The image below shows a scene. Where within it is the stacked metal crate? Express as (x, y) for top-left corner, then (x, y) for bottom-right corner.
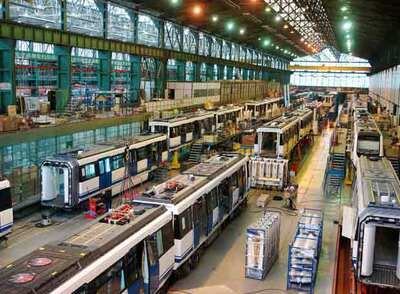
(245, 212), (280, 280)
(287, 208), (323, 294)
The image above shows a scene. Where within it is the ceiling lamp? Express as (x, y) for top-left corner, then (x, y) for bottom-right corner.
(226, 21), (235, 31)
(211, 15), (219, 22)
(342, 21), (352, 31)
(275, 15), (281, 22)
(283, 24), (289, 29)
(265, 7), (271, 12)
(239, 28), (246, 35)
(192, 4), (202, 16)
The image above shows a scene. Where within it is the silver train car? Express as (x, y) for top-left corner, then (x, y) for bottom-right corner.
(149, 111), (215, 152)
(0, 178), (12, 240)
(255, 108), (313, 158)
(0, 203), (174, 294)
(244, 97), (285, 121)
(351, 108), (383, 165)
(134, 153), (249, 272)
(41, 133), (168, 209)
(344, 156), (400, 290)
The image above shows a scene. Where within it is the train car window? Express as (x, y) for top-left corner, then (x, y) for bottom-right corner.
(89, 260), (124, 294)
(111, 154), (124, 171)
(80, 163), (96, 181)
(174, 208), (193, 239)
(155, 230), (164, 257)
(124, 245), (143, 286)
(0, 187), (12, 211)
(136, 147), (149, 161)
(162, 221), (174, 251)
(160, 141), (168, 152)
(146, 240), (158, 266)
(170, 127), (178, 138)
(155, 126), (167, 133)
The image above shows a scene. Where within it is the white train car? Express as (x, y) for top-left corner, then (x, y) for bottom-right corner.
(351, 109), (383, 166)
(214, 105), (243, 131)
(255, 108), (313, 158)
(0, 178), (12, 240)
(41, 133), (168, 209)
(149, 111), (215, 152)
(244, 97), (285, 121)
(344, 156), (400, 290)
(134, 153), (249, 272)
(0, 203), (174, 294)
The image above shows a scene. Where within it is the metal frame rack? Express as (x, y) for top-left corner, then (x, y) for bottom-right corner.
(287, 208), (324, 294)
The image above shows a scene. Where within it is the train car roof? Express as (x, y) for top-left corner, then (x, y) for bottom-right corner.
(0, 204), (168, 294)
(257, 108), (312, 133)
(136, 153), (245, 206)
(0, 178), (10, 189)
(182, 153), (241, 176)
(358, 156), (400, 209)
(245, 97), (282, 106)
(149, 111), (214, 127)
(355, 116), (380, 133)
(45, 133), (166, 161)
(214, 105), (243, 115)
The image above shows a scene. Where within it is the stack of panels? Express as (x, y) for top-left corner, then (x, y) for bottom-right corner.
(245, 212), (280, 280)
(287, 209), (323, 294)
(249, 157), (289, 189)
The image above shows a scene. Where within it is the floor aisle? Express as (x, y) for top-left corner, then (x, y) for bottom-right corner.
(171, 128), (340, 294)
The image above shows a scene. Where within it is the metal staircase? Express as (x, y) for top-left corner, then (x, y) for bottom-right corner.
(188, 142), (203, 163)
(388, 157), (400, 178)
(324, 153), (346, 198)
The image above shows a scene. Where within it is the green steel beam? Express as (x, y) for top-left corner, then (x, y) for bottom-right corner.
(176, 60), (185, 81)
(226, 66), (233, 80)
(54, 45), (71, 97)
(217, 64), (224, 80)
(0, 22), (290, 75)
(0, 112), (150, 148)
(243, 69), (249, 80)
(155, 59), (166, 98)
(130, 55), (141, 104)
(99, 50), (111, 91)
(0, 38), (15, 113)
(206, 63), (214, 81)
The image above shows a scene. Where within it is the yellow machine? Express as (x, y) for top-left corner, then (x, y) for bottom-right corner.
(170, 150), (181, 170)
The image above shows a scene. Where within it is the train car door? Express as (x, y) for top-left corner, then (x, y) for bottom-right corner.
(143, 237), (159, 294)
(192, 200), (202, 248)
(98, 158), (112, 189)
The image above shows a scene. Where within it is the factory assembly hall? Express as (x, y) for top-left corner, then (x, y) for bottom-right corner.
(1, 1), (400, 294)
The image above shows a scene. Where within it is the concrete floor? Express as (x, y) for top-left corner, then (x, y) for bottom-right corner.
(171, 128), (341, 294)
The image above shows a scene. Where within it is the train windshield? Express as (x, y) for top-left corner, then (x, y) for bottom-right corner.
(0, 186), (12, 211)
(41, 164), (70, 204)
(357, 132), (380, 156)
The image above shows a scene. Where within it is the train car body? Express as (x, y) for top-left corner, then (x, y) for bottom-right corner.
(41, 133), (168, 209)
(134, 153), (249, 270)
(255, 108), (313, 158)
(149, 111), (215, 152)
(345, 156), (400, 291)
(0, 178), (12, 239)
(0, 204), (173, 294)
(214, 105), (243, 131)
(244, 97), (284, 121)
(351, 109), (383, 166)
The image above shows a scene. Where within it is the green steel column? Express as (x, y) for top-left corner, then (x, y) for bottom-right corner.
(99, 50), (111, 91)
(217, 65), (224, 80)
(176, 60), (185, 81)
(262, 70), (269, 80)
(243, 68), (249, 80)
(60, 0), (67, 31)
(206, 63), (214, 81)
(226, 66), (233, 80)
(249, 69), (255, 80)
(54, 45), (71, 94)
(0, 39), (15, 114)
(155, 59), (167, 98)
(130, 55), (141, 104)
(194, 62), (201, 82)
(131, 12), (139, 43)
(1, 0), (9, 19)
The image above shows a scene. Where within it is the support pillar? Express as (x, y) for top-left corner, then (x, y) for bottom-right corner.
(130, 55), (141, 104)
(176, 60), (186, 81)
(54, 45), (71, 112)
(99, 50), (111, 91)
(206, 63), (214, 81)
(0, 39), (15, 114)
(155, 59), (167, 98)
(194, 62), (201, 82)
(243, 69), (249, 80)
(217, 65), (224, 80)
(226, 66), (233, 80)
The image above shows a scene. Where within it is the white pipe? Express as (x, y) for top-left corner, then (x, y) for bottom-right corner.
(361, 223), (375, 276)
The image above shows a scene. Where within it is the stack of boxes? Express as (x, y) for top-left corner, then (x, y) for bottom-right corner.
(245, 212), (280, 280)
(287, 208), (323, 294)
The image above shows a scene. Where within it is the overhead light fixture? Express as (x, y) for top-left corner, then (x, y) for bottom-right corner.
(170, 0), (180, 5)
(258, 37), (261, 41)
(275, 15), (281, 22)
(275, 45), (280, 50)
(192, 4), (202, 16)
(211, 15), (219, 22)
(300, 38), (304, 42)
(263, 39), (271, 47)
(341, 6), (348, 12)
(226, 21), (235, 31)
(239, 28), (246, 35)
(290, 30), (295, 34)
(343, 21), (352, 31)
(265, 7), (271, 12)
(344, 16), (348, 20)
(283, 24), (288, 29)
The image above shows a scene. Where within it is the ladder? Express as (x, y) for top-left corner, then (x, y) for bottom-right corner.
(188, 142), (203, 163)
